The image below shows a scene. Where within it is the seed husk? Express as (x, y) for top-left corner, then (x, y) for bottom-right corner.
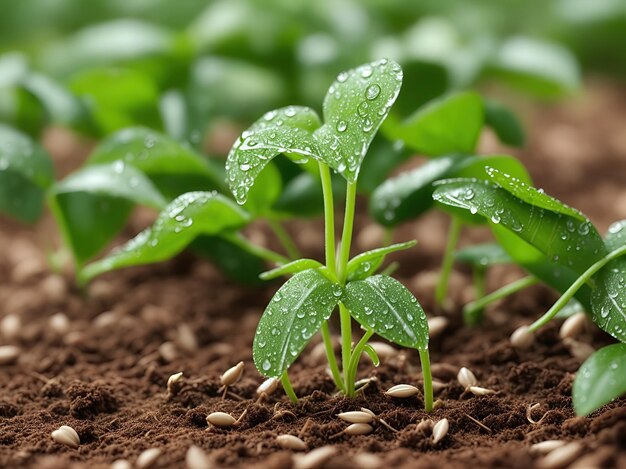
(186, 445), (211, 469)
(468, 386), (496, 396)
(427, 316), (449, 338)
(385, 384), (419, 398)
(166, 371), (183, 395)
(457, 367), (478, 389)
(49, 312), (70, 335)
(276, 434), (307, 451)
(559, 313), (587, 340)
(177, 323), (198, 352)
(158, 341), (178, 363)
(256, 377), (279, 397)
(221, 361), (244, 386)
(510, 325), (535, 349)
(51, 425), (80, 448)
(206, 411), (236, 427)
(293, 445), (337, 469)
(530, 440), (567, 455)
(136, 448), (162, 469)
(432, 379), (446, 392)
(537, 442), (581, 469)
(110, 460), (132, 469)
(432, 418), (449, 444)
(0, 345), (20, 365)
(344, 423), (374, 435)
(1, 313), (21, 340)
(337, 411), (374, 424)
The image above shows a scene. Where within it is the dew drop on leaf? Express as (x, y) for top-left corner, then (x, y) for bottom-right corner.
(365, 84), (381, 100)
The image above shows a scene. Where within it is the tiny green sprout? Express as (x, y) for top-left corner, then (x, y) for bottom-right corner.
(226, 60), (433, 410)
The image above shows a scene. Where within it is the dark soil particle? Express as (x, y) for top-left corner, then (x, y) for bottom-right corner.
(1, 81), (626, 468)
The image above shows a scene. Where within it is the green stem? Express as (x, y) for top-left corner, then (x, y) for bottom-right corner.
(529, 245), (626, 332)
(321, 322), (345, 392)
(268, 219), (301, 260)
(345, 329), (374, 396)
(318, 163), (337, 276)
(383, 226), (394, 247)
(339, 302), (353, 393)
(435, 216), (462, 308)
(463, 275), (538, 325)
(280, 370), (298, 403)
(223, 233), (289, 265)
(419, 349), (433, 412)
(464, 267), (487, 325)
(337, 181), (358, 283)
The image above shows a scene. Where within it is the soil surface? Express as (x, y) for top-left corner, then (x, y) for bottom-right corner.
(1, 80), (626, 469)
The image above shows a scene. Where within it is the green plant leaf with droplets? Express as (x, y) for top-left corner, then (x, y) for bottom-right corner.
(0, 124), (54, 222)
(589, 260), (626, 343)
(346, 241), (417, 281)
(313, 59), (403, 182)
(49, 162), (166, 265)
(260, 259), (324, 281)
(573, 343), (626, 416)
(342, 275), (428, 350)
(253, 269), (342, 377)
(80, 191), (249, 283)
(604, 220), (626, 252)
(455, 242), (512, 268)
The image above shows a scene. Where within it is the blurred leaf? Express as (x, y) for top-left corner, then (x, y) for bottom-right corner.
(260, 259), (324, 281)
(357, 136), (409, 194)
(243, 161), (282, 217)
(604, 219), (626, 252)
(347, 241), (417, 281)
(272, 170), (346, 218)
(483, 98), (525, 147)
(454, 242), (511, 268)
(590, 259), (626, 343)
(0, 124), (54, 222)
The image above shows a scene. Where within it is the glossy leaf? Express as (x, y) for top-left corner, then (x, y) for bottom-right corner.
(454, 242), (511, 268)
(342, 275), (428, 350)
(590, 260), (626, 343)
(346, 241), (417, 281)
(604, 219), (626, 252)
(253, 269), (342, 377)
(483, 98), (525, 147)
(243, 161), (282, 217)
(80, 191), (249, 282)
(573, 343), (626, 416)
(390, 91), (483, 156)
(50, 162), (166, 264)
(0, 124), (54, 222)
(260, 259), (324, 281)
(272, 170), (346, 218)
(313, 59), (403, 182)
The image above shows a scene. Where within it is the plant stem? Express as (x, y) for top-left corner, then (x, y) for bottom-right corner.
(435, 216), (462, 308)
(318, 163), (337, 276)
(280, 370), (298, 403)
(465, 267), (488, 325)
(463, 275), (538, 325)
(383, 226), (394, 247)
(419, 348), (433, 412)
(223, 233), (289, 265)
(345, 329), (374, 396)
(268, 219), (301, 260)
(337, 182), (358, 283)
(321, 322), (345, 392)
(339, 302), (353, 393)
(529, 245), (626, 332)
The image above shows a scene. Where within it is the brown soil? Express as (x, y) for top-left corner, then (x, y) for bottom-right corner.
(1, 80), (626, 469)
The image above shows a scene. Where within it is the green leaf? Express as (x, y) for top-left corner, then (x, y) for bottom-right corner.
(454, 242), (511, 268)
(0, 85), (47, 137)
(260, 259), (324, 281)
(590, 259), (626, 343)
(573, 343), (626, 416)
(358, 137), (409, 195)
(50, 162), (166, 264)
(0, 124), (54, 222)
(604, 220), (626, 252)
(253, 269), (342, 377)
(347, 241), (417, 281)
(243, 161), (282, 217)
(314, 59), (403, 182)
(80, 191), (249, 282)
(391, 91), (483, 156)
(342, 275), (428, 350)
(483, 98), (525, 147)
(88, 127), (225, 198)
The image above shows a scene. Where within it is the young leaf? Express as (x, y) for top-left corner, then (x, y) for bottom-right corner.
(483, 98), (525, 147)
(253, 269), (342, 377)
(390, 91), (483, 156)
(80, 191), (249, 282)
(604, 219), (626, 252)
(260, 259), (324, 281)
(313, 59), (403, 182)
(590, 259), (626, 343)
(454, 242), (511, 268)
(342, 275), (428, 350)
(242, 161), (282, 217)
(573, 343), (626, 416)
(50, 162), (167, 265)
(346, 241), (417, 281)
(0, 124), (54, 222)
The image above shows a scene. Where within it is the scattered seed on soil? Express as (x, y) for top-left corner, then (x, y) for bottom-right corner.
(457, 367), (478, 388)
(468, 386), (496, 396)
(186, 445), (211, 469)
(385, 384), (419, 398)
(360, 407), (376, 417)
(256, 377), (279, 397)
(158, 341), (178, 362)
(0, 314), (21, 340)
(220, 361), (244, 386)
(416, 419), (433, 433)
(0, 345), (19, 365)
(177, 323), (198, 352)
(206, 411), (237, 428)
(427, 316), (449, 338)
(293, 445), (337, 469)
(352, 452), (382, 469)
(276, 434), (307, 451)
(136, 448), (162, 469)
(49, 312), (70, 335)
(110, 460), (132, 469)
(530, 440), (567, 455)
(51, 425), (80, 448)
(537, 442), (582, 469)
(337, 411), (375, 424)
(345, 423), (374, 435)
(559, 313), (587, 339)
(432, 379), (446, 392)
(510, 325), (535, 349)
(166, 371), (183, 396)
(432, 419), (449, 444)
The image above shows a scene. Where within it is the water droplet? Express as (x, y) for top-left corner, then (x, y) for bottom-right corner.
(284, 107), (296, 117)
(365, 84), (381, 100)
(337, 121), (348, 132)
(337, 72), (348, 83)
(262, 360), (271, 371)
(357, 101), (369, 117)
(360, 66), (373, 78)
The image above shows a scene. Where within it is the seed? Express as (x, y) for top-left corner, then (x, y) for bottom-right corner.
(158, 341), (178, 362)
(256, 377), (279, 397)
(537, 442), (581, 469)
(276, 434), (307, 451)
(468, 386), (496, 396)
(1, 313), (21, 340)
(352, 452), (381, 469)
(563, 338), (595, 361)
(337, 411), (374, 424)
(136, 448), (162, 469)
(206, 411), (236, 427)
(93, 311), (117, 328)
(221, 361), (244, 386)
(110, 459), (132, 469)
(428, 316), (449, 338)
(167, 371), (183, 395)
(432, 418), (449, 444)
(432, 379), (446, 392)
(293, 445), (337, 469)
(385, 384), (419, 398)
(368, 342), (396, 357)
(510, 325), (535, 349)
(186, 445), (211, 469)
(51, 425), (80, 448)
(344, 423), (374, 435)
(49, 313), (70, 335)
(0, 345), (19, 365)
(177, 323), (198, 352)
(457, 367), (478, 389)
(530, 440), (567, 455)
(559, 313), (587, 339)
(359, 407), (376, 417)
(416, 419), (433, 433)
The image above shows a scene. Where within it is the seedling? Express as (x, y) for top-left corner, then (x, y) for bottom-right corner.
(225, 60), (433, 409)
